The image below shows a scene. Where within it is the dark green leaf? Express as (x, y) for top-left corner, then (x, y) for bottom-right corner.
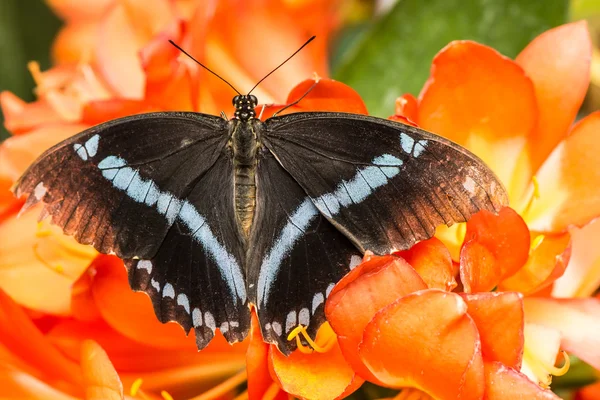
(333, 0), (569, 117)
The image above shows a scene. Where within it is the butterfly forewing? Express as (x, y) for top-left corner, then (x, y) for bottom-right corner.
(263, 112), (508, 254)
(247, 149), (361, 354)
(14, 112), (250, 348)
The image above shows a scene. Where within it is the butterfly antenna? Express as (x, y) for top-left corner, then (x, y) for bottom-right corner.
(247, 36), (316, 95)
(168, 40), (242, 95)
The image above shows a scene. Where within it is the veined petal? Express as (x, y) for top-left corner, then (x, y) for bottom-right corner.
(461, 292), (524, 369)
(524, 297), (600, 370)
(460, 208), (530, 293)
(81, 340), (123, 400)
(395, 237), (456, 291)
(269, 323), (362, 400)
(484, 361), (561, 399)
(515, 21), (592, 191)
(418, 41), (537, 193)
(499, 232), (571, 295)
(358, 290), (484, 400)
(325, 256), (427, 383)
(553, 218), (600, 297)
(524, 112), (600, 232)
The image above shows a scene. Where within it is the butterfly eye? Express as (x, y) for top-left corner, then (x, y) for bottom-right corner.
(249, 95), (258, 106)
(232, 95), (241, 106)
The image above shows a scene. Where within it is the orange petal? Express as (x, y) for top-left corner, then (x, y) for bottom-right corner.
(418, 41), (537, 192)
(46, 0), (113, 22)
(71, 267), (103, 322)
(81, 99), (158, 125)
(247, 310), (274, 399)
(516, 21), (592, 180)
(576, 382), (600, 400)
(499, 232), (571, 295)
(0, 366), (79, 400)
(0, 92), (65, 134)
(394, 237), (456, 290)
(461, 292), (524, 369)
(325, 255), (427, 382)
(81, 340), (123, 400)
(521, 323), (562, 387)
(484, 361), (561, 400)
(460, 207), (530, 292)
(358, 290), (484, 399)
(524, 297), (600, 370)
(393, 93), (418, 124)
(0, 206), (96, 315)
(553, 218), (600, 297)
(525, 112), (600, 232)
(89, 255), (197, 350)
(0, 289), (83, 386)
(269, 323), (362, 400)
(52, 22), (99, 65)
(287, 78), (368, 114)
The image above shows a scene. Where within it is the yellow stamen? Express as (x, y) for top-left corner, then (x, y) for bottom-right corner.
(188, 369), (247, 400)
(161, 390), (174, 400)
(521, 176), (540, 218)
(529, 234), (545, 256)
(130, 378), (143, 396)
(287, 324), (336, 353)
(551, 351), (570, 377)
(27, 61), (43, 86)
(32, 243), (67, 276)
(36, 222), (53, 238)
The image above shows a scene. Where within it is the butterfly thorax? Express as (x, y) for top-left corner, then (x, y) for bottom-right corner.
(231, 115), (261, 238)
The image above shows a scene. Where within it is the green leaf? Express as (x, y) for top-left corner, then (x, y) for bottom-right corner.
(333, 0), (569, 117)
(0, 0), (61, 141)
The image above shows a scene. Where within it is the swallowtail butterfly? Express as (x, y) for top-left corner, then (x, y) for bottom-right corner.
(13, 38), (507, 354)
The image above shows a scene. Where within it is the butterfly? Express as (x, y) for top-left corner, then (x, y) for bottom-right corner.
(12, 38), (508, 355)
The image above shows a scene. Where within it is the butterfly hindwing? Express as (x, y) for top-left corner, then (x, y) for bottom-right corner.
(125, 150), (249, 348)
(247, 148), (361, 354)
(263, 112), (508, 254)
(14, 112), (250, 348)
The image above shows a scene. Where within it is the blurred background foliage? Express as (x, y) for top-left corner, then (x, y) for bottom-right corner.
(0, 0), (598, 141)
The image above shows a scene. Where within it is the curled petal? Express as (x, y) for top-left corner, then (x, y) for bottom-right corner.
(553, 218), (600, 297)
(524, 297), (600, 370)
(525, 112), (600, 232)
(359, 290), (484, 400)
(460, 207), (530, 292)
(0, 92), (65, 134)
(81, 340), (123, 400)
(461, 292), (524, 369)
(287, 78), (368, 114)
(325, 256), (427, 382)
(484, 361), (561, 399)
(516, 21), (592, 182)
(269, 323), (362, 400)
(418, 41), (537, 191)
(395, 237), (456, 290)
(393, 93), (418, 124)
(500, 232), (571, 295)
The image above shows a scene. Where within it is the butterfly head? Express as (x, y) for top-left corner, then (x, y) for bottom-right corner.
(233, 95), (258, 121)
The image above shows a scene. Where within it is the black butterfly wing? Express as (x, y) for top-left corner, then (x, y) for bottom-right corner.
(247, 148), (362, 355)
(13, 112), (249, 348)
(263, 112), (508, 254)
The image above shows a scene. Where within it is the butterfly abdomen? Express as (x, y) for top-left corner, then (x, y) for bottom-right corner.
(231, 119), (260, 237)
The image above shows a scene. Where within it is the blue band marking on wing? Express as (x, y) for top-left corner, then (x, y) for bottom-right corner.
(257, 154), (403, 314)
(93, 154), (247, 303)
(73, 134), (100, 161)
(257, 198), (319, 308)
(312, 154), (402, 218)
(413, 140), (428, 157)
(400, 133), (415, 154)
